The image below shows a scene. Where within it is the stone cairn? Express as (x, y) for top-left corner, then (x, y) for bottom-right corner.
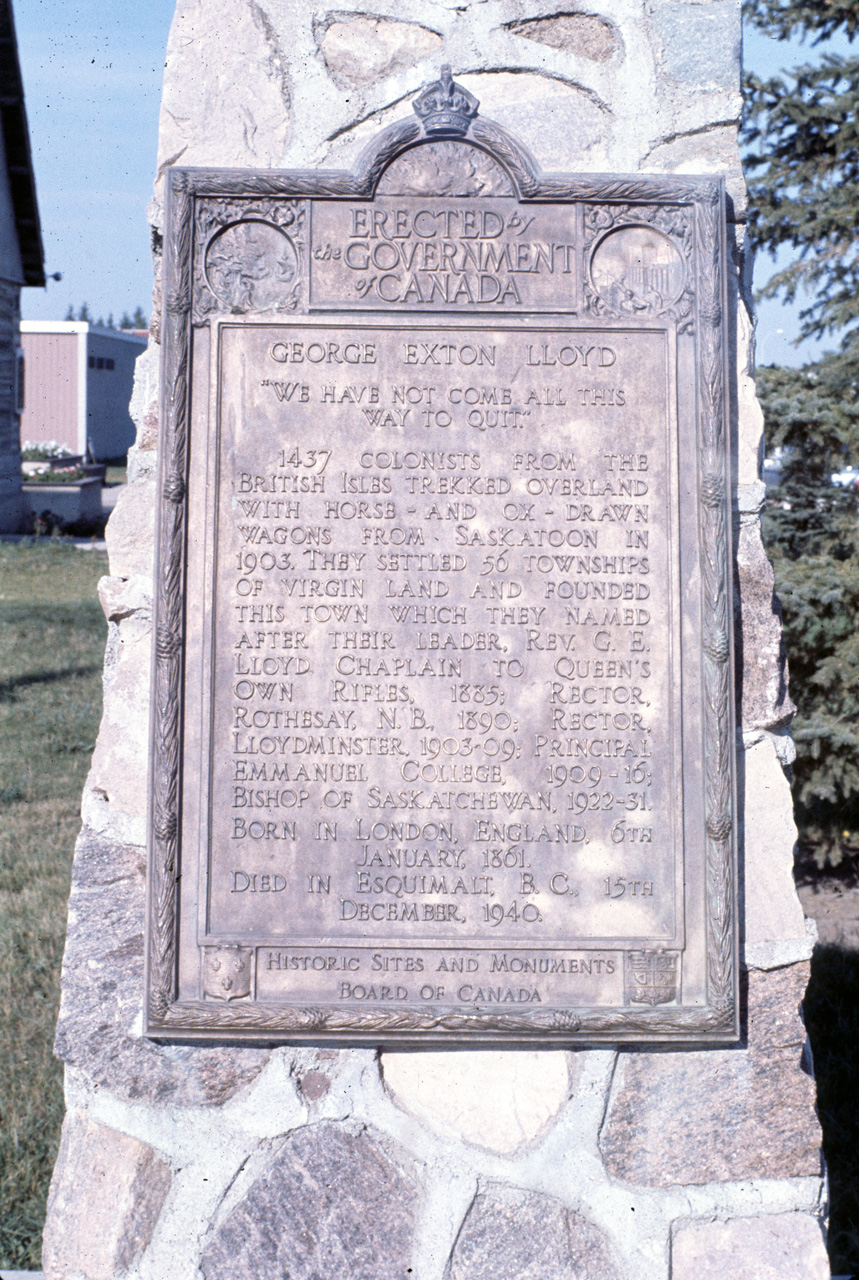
(42, 3), (828, 1278)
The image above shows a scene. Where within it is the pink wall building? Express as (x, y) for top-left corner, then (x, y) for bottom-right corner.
(20, 321), (147, 460)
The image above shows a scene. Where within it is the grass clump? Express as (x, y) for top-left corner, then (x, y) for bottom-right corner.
(0, 539), (107, 1270)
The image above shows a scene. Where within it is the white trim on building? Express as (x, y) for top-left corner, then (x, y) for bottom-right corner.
(20, 321), (149, 344)
(75, 326), (87, 453)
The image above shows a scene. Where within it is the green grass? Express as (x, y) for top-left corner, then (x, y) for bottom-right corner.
(0, 539), (107, 1270)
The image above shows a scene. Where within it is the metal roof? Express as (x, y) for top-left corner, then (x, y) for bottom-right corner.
(0, 0), (45, 287)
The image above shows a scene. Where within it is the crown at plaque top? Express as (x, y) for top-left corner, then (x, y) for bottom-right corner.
(412, 66), (479, 137)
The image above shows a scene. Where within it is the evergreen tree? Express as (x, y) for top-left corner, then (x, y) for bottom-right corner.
(744, 0), (859, 862)
(746, 0), (858, 49)
(758, 355), (859, 863)
(131, 306), (148, 329)
(63, 304), (74, 321)
(744, 1), (859, 340)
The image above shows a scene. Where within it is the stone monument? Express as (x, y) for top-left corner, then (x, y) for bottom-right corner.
(42, 4), (829, 1278)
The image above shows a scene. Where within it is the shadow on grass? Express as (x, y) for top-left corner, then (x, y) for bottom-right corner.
(796, 842), (859, 889)
(0, 666), (100, 703)
(804, 944), (859, 1275)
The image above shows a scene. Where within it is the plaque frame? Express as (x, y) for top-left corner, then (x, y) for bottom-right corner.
(146, 74), (738, 1044)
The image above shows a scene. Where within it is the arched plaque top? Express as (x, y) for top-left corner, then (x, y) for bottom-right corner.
(351, 67), (542, 200)
(375, 140), (515, 198)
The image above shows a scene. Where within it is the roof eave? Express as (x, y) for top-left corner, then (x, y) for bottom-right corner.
(0, 8), (45, 287)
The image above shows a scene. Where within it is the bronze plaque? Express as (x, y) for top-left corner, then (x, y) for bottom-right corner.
(147, 73), (737, 1042)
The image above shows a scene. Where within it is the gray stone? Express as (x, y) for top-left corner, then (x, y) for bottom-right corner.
(382, 1051), (573, 1155)
(735, 514), (795, 731)
(125, 346), (160, 494)
(296, 1068), (331, 1101)
(317, 14), (442, 89)
(736, 309), (766, 489)
(54, 828), (269, 1106)
(200, 1124), (418, 1280)
(157, 0), (292, 181)
(42, 1113), (171, 1280)
(744, 917), (817, 972)
(652, 3), (740, 92)
(457, 71), (608, 170)
(642, 125), (746, 217)
(97, 574), (151, 624)
(323, 61), (615, 175)
(671, 1213), (829, 1280)
(80, 592), (152, 847)
(599, 964), (822, 1186)
(505, 14), (620, 62)
(741, 735), (807, 959)
(104, 476), (156, 579)
(446, 1184), (619, 1280)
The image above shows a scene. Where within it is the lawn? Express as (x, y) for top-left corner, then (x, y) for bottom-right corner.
(103, 462), (127, 487)
(0, 538), (107, 1270)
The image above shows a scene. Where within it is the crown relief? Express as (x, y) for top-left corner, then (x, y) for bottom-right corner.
(412, 65), (479, 137)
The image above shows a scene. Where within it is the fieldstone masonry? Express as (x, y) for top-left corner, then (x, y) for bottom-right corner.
(43, 2), (829, 1277)
(42, 1116), (172, 1280)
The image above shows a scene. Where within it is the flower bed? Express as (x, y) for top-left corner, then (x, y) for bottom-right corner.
(23, 465), (87, 483)
(21, 440), (76, 462)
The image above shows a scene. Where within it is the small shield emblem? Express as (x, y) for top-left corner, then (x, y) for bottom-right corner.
(625, 950), (679, 1007)
(203, 945), (254, 1001)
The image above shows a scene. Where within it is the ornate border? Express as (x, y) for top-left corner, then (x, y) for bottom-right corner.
(582, 204), (696, 331)
(146, 94), (735, 1043)
(192, 197), (307, 323)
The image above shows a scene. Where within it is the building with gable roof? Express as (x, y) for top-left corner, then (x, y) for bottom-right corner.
(0, 0), (45, 531)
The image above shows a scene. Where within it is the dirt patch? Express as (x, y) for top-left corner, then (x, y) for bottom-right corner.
(798, 880), (859, 949)
(796, 846), (859, 950)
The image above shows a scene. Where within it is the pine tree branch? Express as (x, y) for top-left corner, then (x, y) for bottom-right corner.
(744, 0), (859, 44)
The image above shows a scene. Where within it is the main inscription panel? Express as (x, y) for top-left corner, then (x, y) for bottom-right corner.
(147, 89), (737, 1042)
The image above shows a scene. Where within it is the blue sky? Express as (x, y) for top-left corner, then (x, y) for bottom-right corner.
(15, 0), (174, 326)
(11, 1), (847, 365)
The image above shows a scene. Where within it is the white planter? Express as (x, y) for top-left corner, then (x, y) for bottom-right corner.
(21, 476), (103, 524)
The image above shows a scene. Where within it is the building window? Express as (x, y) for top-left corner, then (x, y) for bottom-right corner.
(88, 355), (115, 370)
(106, 358), (114, 370)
